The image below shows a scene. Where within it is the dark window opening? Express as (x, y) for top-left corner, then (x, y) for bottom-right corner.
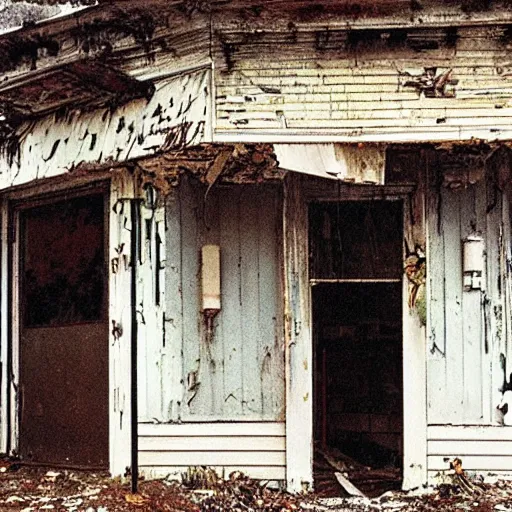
(309, 201), (403, 280)
(22, 194), (105, 328)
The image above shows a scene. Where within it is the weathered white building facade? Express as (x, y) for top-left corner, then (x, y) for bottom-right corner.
(0, 0), (511, 494)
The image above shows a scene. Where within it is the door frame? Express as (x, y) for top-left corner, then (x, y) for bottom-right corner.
(0, 179), (113, 467)
(309, 199), (405, 467)
(284, 176), (427, 492)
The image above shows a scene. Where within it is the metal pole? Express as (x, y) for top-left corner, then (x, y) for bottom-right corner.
(130, 199), (140, 494)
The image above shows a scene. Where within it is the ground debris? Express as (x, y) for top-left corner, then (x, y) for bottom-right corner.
(334, 472), (366, 498)
(314, 444), (401, 498)
(0, 466), (510, 511)
(182, 468), (301, 511)
(449, 457), (485, 496)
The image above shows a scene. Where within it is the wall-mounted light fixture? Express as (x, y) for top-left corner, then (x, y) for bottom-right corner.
(201, 245), (221, 312)
(201, 245), (221, 344)
(463, 235), (484, 291)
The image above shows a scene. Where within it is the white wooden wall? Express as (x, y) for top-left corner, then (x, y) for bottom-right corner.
(137, 177), (285, 424)
(428, 425), (512, 478)
(135, 188), (167, 424)
(426, 153), (512, 478)
(136, 178), (286, 481)
(138, 422), (286, 481)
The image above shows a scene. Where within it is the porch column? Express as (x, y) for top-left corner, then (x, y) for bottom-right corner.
(109, 171), (137, 476)
(283, 174), (314, 493)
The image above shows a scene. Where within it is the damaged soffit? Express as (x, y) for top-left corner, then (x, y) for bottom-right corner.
(133, 143), (283, 194)
(0, 60), (154, 119)
(0, 2), (174, 137)
(135, 142), (387, 193)
(0, 0), (211, 130)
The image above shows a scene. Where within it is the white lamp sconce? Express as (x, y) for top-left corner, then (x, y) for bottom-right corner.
(202, 245), (221, 311)
(463, 235), (485, 291)
(201, 245), (221, 341)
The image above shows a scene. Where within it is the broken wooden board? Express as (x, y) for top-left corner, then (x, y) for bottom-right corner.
(334, 472), (367, 498)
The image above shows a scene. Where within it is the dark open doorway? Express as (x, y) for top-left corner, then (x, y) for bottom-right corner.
(310, 200), (403, 497)
(17, 192), (109, 468)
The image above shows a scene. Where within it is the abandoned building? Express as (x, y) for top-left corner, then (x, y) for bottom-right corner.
(0, 0), (511, 495)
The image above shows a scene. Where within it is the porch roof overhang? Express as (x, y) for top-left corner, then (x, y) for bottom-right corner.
(0, 60), (154, 122)
(0, 0), (206, 144)
(2, 0), (512, 164)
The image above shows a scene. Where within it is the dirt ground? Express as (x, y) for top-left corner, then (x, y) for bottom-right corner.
(0, 466), (511, 512)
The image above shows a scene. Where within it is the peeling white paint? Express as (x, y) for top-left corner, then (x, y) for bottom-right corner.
(0, 68), (211, 191)
(214, 23), (512, 144)
(109, 172), (136, 477)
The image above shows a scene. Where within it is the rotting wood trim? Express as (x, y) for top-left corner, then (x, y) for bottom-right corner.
(72, 141), (512, 198)
(70, 6), (158, 58)
(9, 5), (159, 70)
(211, 0), (503, 18)
(0, 32), (60, 74)
(0, 3), (180, 80)
(205, 146), (233, 186)
(215, 25), (465, 57)
(135, 143), (284, 194)
(212, 1), (512, 31)
(433, 141), (511, 189)
(5, 0), (512, 67)
(66, 61), (155, 99)
(0, 60), (155, 120)
(50, 143), (283, 197)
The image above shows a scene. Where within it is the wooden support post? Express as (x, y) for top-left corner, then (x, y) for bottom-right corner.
(283, 174), (313, 493)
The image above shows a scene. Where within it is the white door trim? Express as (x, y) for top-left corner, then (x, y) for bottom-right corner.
(284, 178), (428, 492)
(0, 178), (134, 479)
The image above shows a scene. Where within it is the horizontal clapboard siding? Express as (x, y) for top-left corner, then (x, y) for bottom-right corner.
(429, 426), (512, 441)
(140, 451), (285, 466)
(140, 437), (284, 452)
(427, 426), (512, 476)
(429, 441), (512, 456)
(138, 422), (286, 481)
(213, 24), (512, 142)
(429, 457), (512, 472)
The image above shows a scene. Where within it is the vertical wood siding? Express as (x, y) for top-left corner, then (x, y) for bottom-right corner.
(136, 179), (285, 482)
(140, 178), (285, 423)
(427, 156), (512, 427)
(136, 190), (167, 422)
